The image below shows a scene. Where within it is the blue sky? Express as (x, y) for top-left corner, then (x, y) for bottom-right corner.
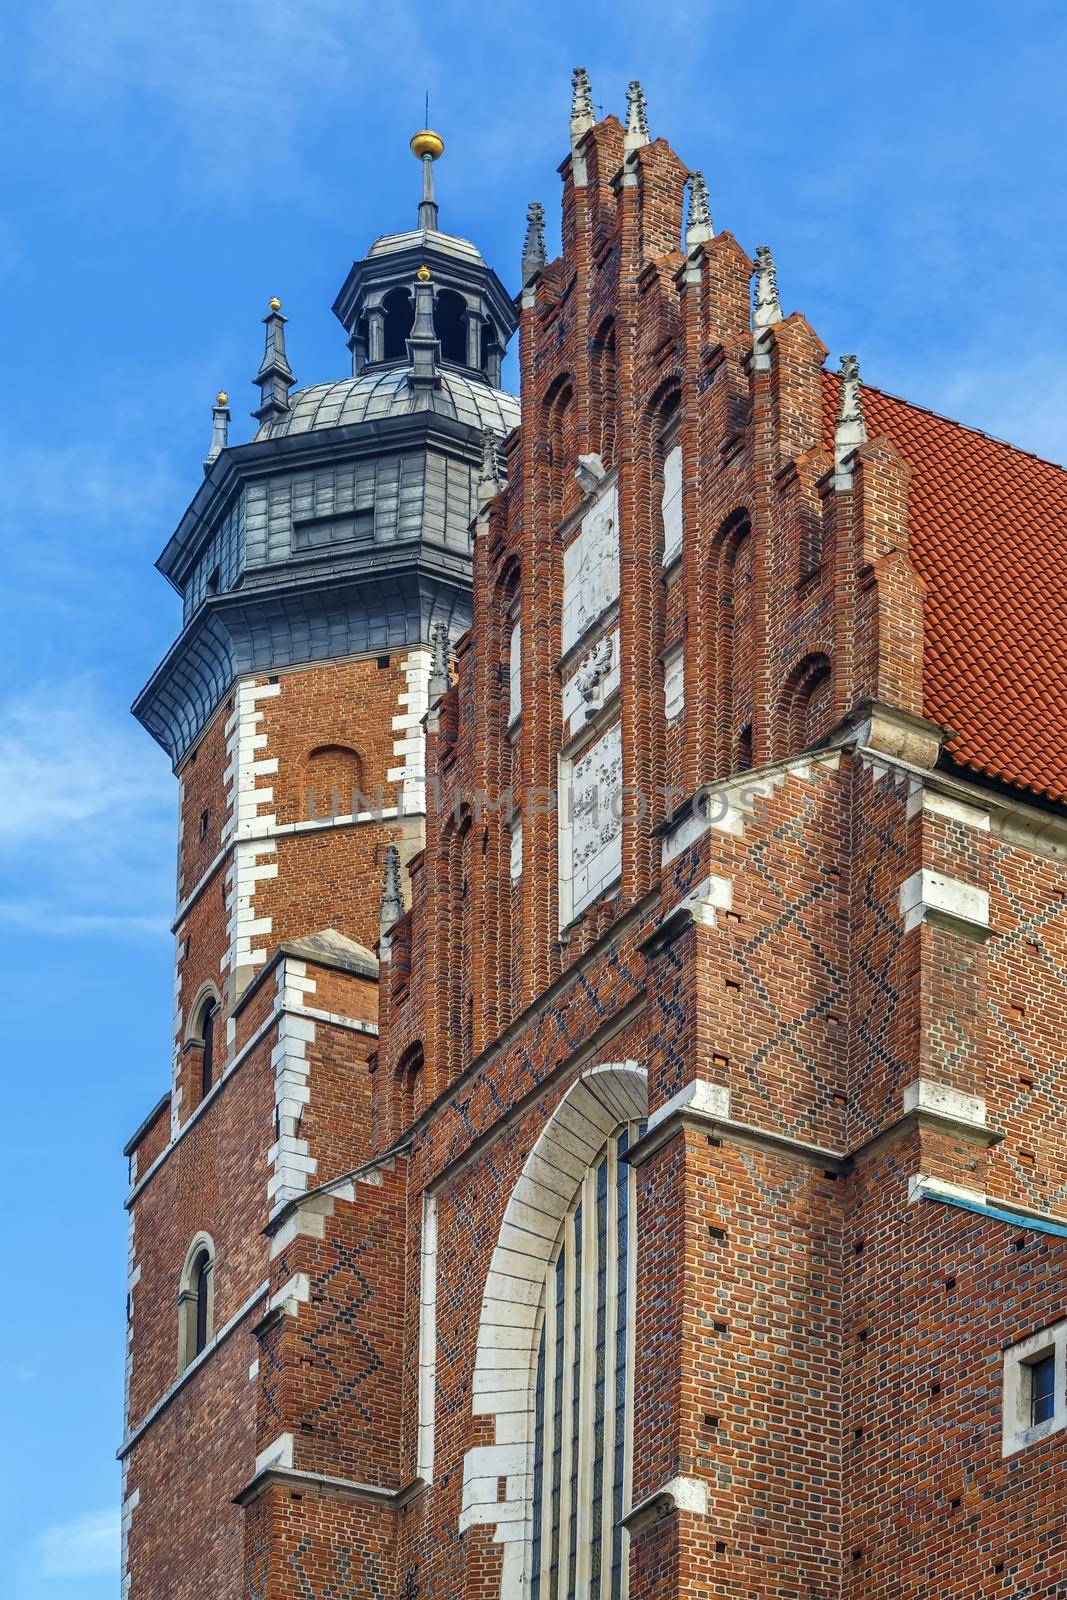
(1, 1), (1064, 1594)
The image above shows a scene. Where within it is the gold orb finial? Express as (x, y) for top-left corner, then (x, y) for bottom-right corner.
(268, 296), (282, 312)
(416, 264), (432, 282)
(410, 128), (444, 161)
(216, 390), (229, 406)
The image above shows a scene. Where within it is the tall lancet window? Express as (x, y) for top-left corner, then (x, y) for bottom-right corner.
(529, 1123), (641, 1600)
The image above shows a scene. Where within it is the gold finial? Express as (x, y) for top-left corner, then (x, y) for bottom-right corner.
(410, 129), (444, 161)
(216, 390), (229, 406)
(268, 296), (282, 312)
(416, 264), (432, 282)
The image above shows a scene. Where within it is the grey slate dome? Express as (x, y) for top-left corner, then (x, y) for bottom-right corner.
(255, 366), (519, 441)
(134, 129), (520, 770)
(366, 227), (485, 265)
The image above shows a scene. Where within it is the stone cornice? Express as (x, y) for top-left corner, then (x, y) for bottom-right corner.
(233, 1465), (426, 1511)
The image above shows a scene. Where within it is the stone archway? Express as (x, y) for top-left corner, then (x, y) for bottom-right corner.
(459, 1062), (647, 1593)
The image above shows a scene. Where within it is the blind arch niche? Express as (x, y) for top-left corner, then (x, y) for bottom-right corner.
(459, 1062), (647, 1596)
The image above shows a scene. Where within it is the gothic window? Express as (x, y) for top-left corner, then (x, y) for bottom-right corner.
(529, 1123), (642, 1600)
(178, 1234), (215, 1372)
(711, 509), (754, 776)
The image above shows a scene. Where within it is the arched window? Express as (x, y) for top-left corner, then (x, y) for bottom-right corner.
(435, 289), (468, 365)
(776, 652), (833, 759)
(711, 509), (754, 776)
(382, 287), (414, 361)
(178, 1234), (215, 1372)
(530, 1122), (642, 1598)
(460, 1065), (647, 1597)
(200, 999), (217, 1099)
(303, 743), (364, 821)
(395, 1042), (424, 1136)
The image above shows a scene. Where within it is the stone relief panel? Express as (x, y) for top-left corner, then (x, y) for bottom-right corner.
(562, 629), (620, 738)
(561, 486), (620, 655)
(559, 720), (623, 925)
(661, 443), (683, 566)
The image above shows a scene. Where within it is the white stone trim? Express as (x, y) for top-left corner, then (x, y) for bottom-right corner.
(903, 1079), (986, 1127)
(417, 1193), (438, 1483)
(394, 647), (431, 814)
(1002, 1320), (1067, 1456)
(623, 1473), (708, 1535)
(459, 1062), (647, 1594)
(648, 1078), (731, 1133)
(897, 868), (990, 937)
(221, 679), (280, 996)
(268, 959), (318, 1209)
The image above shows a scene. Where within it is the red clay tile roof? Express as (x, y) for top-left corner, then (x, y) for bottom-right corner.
(822, 372), (1067, 805)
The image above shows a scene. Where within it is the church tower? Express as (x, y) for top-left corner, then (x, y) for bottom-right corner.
(120, 134), (517, 1600)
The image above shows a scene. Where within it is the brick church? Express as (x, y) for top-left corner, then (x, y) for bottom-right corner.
(120, 71), (1066, 1600)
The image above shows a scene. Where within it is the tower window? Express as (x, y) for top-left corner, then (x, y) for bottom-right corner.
(1002, 1318), (1067, 1454)
(178, 1234), (215, 1372)
(382, 287), (414, 361)
(1030, 1353), (1056, 1427)
(205, 567), (220, 596)
(435, 289), (468, 366)
(192, 995), (219, 1100)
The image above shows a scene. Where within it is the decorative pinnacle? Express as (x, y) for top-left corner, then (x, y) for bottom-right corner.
(477, 429), (507, 508)
(252, 298), (295, 426)
(834, 353), (868, 485)
(204, 390), (231, 473)
(379, 844), (405, 947)
(571, 67), (595, 143)
(624, 80), (650, 152)
(685, 170), (714, 250)
(522, 201), (547, 287)
(428, 621), (453, 702)
(752, 245), (783, 331)
(411, 128), (444, 231)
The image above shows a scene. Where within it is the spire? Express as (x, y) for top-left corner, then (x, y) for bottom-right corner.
(834, 354), (868, 486)
(477, 429), (507, 508)
(685, 171), (714, 250)
(410, 128), (445, 231)
(204, 391), (230, 473)
(379, 844), (405, 953)
(522, 201), (547, 287)
(752, 244), (783, 331)
(571, 66), (595, 145)
(624, 80), (650, 152)
(252, 298), (295, 425)
(428, 621), (453, 702)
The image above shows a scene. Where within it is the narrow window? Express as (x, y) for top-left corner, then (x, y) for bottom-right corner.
(193, 1248), (211, 1356)
(179, 1235), (215, 1372)
(1030, 1353), (1056, 1427)
(200, 1000), (217, 1098)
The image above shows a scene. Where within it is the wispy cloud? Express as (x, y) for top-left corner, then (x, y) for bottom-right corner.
(34, 1508), (119, 1580)
(22, 0), (431, 193)
(0, 677), (173, 940)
